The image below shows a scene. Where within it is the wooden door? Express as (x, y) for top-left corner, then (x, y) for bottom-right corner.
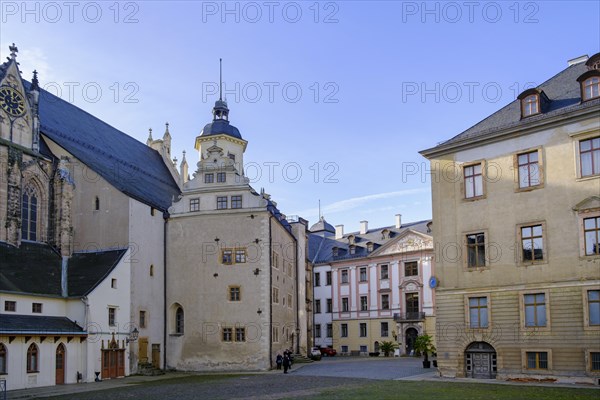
(472, 353), (491, 378)
(55, 344), (65, 384)
(151, 344), (160, 369)
(139, 338), (148, 363)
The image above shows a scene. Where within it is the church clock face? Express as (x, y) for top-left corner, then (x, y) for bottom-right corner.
(0, 86), (26, 117)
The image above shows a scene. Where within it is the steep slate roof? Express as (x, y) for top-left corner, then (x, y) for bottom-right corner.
(68, 249), (127, 296)
(22, 80), (181, 211)
(0, 314), (86, 334)
(0, 241), (126, 297)
(309, 219), (431, 264)
(422, 59), (600, 154)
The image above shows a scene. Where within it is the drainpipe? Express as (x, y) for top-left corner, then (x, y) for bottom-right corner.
(294, 235), (299, 355)
(61, 256), (69, 297)
(268, 216), (273, 369)
(163, 212), (169, 370)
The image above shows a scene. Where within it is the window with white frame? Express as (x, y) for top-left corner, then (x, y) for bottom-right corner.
(468, 297), (488, 328)
(464, 163), (483, 198)
(580, 137), (600, 177)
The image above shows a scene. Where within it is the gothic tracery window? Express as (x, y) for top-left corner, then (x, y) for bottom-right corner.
(21, 185), (38, 241)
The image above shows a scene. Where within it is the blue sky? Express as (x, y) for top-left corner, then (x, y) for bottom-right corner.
(2, 1), (599, 232)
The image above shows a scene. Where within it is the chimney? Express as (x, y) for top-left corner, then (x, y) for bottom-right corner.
(360, 221), (368, 234)
(395, 214), (402, 229)
(335, 224), (344, 239)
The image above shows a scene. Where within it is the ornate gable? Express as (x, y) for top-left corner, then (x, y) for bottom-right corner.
(372, 229), (433, 256)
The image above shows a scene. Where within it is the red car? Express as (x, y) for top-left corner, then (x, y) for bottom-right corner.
(320, 347), (337, 356)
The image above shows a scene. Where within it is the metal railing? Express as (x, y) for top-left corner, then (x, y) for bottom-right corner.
(393, 312), (426, 321)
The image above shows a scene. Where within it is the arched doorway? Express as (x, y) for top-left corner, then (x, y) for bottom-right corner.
(374, 341), (380, 353)
(465, 342), (497, 379)
(55, 343), (66, 384)
(405, 328), (418, 355)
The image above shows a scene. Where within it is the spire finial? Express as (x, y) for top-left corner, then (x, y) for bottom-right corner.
(31, 70), (39, 91)
(318, 199), (322, 219)
(9, 43), (18, 59)
(165, 122), (170, 133)
(219, 58), (223, 101)
(182, 150), (187, 161)
(148, 128), (153, 140)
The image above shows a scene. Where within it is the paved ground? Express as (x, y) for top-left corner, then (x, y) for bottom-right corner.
(293, 356), (431, 380)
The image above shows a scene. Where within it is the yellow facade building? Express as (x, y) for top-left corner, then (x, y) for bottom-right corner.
(420, 53), (600, 383)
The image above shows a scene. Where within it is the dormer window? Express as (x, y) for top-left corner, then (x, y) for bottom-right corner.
(381, 229), (390, 240)
(518, 89), (549, 119)
(367, 242), (374, 252)
(348, 235), (355, 245)
(349, 245), (356, 255)
(577, 70), (600, 102)
(332, 247), (339, 257)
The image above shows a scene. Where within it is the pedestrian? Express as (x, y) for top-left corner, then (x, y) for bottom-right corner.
(276, 353), (283, 370)
(282, 354), (290, 374)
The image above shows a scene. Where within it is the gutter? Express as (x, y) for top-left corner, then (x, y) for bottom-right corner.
(268, 216), (273, 369)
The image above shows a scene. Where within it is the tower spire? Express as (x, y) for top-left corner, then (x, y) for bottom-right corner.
(219, 58), (223, 101)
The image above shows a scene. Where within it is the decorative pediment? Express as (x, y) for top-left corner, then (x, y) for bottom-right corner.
(400, 278), (423, 291)
(372, 229), (433, 256)
(573, 196), (600, 212)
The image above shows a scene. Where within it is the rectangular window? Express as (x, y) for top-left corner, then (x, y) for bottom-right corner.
(190, 198), (200, 212)
(341, 345), (349, 353)
(229, 286), (241, 301)
(381, 322), (389, 337)
(4, 301), (15, 312)
(217, 172), (226, 183)
(580, 137), (600, 177)
(381, 294), (390, 310)
(216, 196), (228, 209)
(139, 310), (146, 328)
(591, 352), (600, 371)
(326, 298), (332, 313)
(524, 293), (546, 327)
(526, 351), (548, 369)
(341, 269), (349, 284)
(406, 293), (419, 314)
(235, 327), (246, 342)
(404, 261), (418, 277)
(518, 151), (540, 188)
(359, 323), (367, 337)
(222, 328), (233, 342)
(326, 271), (332, 285)
(231, 195), (242, 209)
(360, 345), (368, 353)
(342, 297), (349, 312)
(272, 287), (279, 304)
(315, 299), (321, 314)
(205, 173), (214, 183)
(469, 297), (488, 328)
(111, 278), (117, 288)
(588, 290), (600, 326)
(222, 249), (233, 264)
(32, 303), (42, 313)
(380, 264), (389, 280)
(584, 217), (600, 256)
(108, 307), (116, 326)
(360, 296), (368, 311)
(314, 272), (321, 286)
(326, 323), (333, 338)
(272, 251), (279, 269)
(341, 324), (348, 337)
(288, 294), (292, 308)
(464, 163), (483, 198)
(359, 267), (367, 282)
(467, 233), (486, 268)
(521, 225), (544, 262)
(235, 249), (246, 263)
(315, 324), (321, 338)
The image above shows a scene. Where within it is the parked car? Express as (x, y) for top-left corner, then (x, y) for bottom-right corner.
(320, 347), (337, 356)
(308, 347), (321, 357)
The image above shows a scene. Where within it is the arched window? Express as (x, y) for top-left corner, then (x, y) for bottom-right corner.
(175, 307), (184, 334)
(150, 264), (154, 277)
(21, 185), (38, 241)
(94, 196), (100, 211)
(522, 94), (539, 117)
(0, 343), (7, 374)
(27, 343), (39, 372)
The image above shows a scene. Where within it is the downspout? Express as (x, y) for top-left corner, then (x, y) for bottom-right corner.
(294, 235), (299, 355)
(163, 212), (169, 370)
(268, 216), (273, 368)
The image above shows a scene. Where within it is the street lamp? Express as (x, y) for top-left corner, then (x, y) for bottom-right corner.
(126, 327), (139, 344)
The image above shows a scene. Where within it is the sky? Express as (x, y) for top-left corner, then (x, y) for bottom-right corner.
(1, 1), (599, 233)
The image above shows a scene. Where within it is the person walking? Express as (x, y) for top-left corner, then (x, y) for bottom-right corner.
(276, 353), (283, 370)
(282, 354), (290, 374)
